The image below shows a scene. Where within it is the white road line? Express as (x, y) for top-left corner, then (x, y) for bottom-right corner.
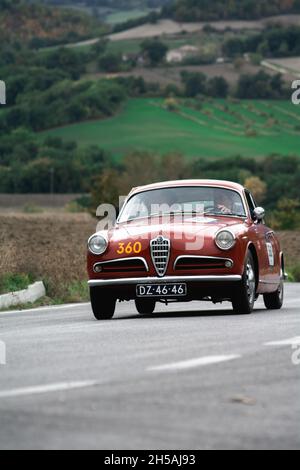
(0, 380), (99, 399)
(147, 355), (240, 372)
(264, 337), (300, 347)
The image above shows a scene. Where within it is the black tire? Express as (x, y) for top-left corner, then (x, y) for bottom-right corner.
(263, 267), (284, 310)
(135, 299), (156, 315)
(232, 251), (256, 315)
(90, 287), (116, 320)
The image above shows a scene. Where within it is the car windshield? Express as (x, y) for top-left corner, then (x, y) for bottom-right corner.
(119, 186), (246, 223)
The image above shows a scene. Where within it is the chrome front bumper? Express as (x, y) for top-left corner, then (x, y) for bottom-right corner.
(88, 275), (242, 287)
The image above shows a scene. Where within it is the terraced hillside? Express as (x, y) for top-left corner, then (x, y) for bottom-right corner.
(41, 98), (300, 160)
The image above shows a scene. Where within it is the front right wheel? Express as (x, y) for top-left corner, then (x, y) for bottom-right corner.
(232, 251), (256, 315)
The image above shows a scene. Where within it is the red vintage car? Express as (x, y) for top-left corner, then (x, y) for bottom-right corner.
(87, 180), (284, 320)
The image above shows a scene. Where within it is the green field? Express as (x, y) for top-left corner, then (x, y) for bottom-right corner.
(106, 33), (219, 55)
(41, 98), (300, 160)
(106, 8), (153, 25)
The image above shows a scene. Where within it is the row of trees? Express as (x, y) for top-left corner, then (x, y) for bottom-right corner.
(181, 72), (229, 98)
(0, 130), (108, 193)
(179, 70), (288, 100)
(89, 152), (300, 230)
(0, 78), (127, 133)
(46, 0), (169, 8)
(0, 0), (104, 47)
(223, 26), (300, 58)
(1, 131), (299, 229)
(163, 0), (300, 22)
(2, 128), (300, 211)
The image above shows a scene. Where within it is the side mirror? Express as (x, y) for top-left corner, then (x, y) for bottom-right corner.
(253, 207), (265, 221)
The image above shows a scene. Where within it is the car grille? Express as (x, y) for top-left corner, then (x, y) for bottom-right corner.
(94, 258), (148, 274)
(150, 236), (170, 277)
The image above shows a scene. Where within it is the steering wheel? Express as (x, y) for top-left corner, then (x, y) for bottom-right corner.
(204, 205), (216, 214)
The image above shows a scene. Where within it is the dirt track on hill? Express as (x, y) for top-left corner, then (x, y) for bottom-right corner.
(108, 16), (300, 42)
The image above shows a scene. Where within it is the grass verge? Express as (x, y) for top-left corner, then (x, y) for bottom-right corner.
(0, 279), (89, 312)
(286, 264), (300, 283)
(0, 273), (34, 295)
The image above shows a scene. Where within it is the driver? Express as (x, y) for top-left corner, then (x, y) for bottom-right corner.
(215, 190), (233, 215)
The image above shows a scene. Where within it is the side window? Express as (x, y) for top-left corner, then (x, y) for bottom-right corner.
(245, 190), (256, 218)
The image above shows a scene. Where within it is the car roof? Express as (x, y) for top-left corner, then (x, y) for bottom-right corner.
(129, 179), (245, 196)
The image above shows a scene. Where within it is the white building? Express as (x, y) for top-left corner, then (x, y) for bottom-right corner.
(166, 45), (199, 64)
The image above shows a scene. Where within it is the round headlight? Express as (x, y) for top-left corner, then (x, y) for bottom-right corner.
(215, 230), (236, 250)
(88, 234), (108, 255)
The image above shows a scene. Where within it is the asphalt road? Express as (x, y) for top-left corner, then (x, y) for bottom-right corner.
(0, 283), (299, 450)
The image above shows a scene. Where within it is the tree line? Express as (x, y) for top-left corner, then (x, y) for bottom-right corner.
(223, 25), (300, 59)
(0, 0), (105, 48)
(1, 130), (300, 230)
(162, 0), (300, 22)
(90, 152), (300, 230)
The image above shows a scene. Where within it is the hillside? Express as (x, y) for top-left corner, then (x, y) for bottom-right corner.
(165, 0), (300, 22)
(0, 0), (104, 45)
(41, 98), (300, 160)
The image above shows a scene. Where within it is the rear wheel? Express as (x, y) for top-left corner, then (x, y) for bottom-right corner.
(232, 251), (256, 315)
(90, 287), (116, 320)
(135, 299), (156, 315)
(263, 267), (284, 310)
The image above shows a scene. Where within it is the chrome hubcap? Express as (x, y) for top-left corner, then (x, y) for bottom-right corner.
(246, 262), (256, 305)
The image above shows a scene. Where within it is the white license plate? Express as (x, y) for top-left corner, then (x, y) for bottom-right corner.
(136, 283), (187, 298)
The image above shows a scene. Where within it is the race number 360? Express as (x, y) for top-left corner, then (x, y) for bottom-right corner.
(117, 242), (142, 255)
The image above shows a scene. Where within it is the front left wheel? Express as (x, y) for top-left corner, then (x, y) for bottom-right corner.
(90, 287), (116, 320)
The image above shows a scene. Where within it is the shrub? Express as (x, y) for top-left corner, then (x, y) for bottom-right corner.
(0, 273), (33, 295)
(23, 203), (43, 214)
(287, 264), (300, 282)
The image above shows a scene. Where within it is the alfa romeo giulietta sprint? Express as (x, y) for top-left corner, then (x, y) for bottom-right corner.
(87, 180), (284, 320)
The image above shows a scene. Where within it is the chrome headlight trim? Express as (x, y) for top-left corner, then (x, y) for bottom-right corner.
(215, 229), (236, 251)
(88, 233), (108, 255)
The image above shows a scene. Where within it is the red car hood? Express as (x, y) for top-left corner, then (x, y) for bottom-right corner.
(111, 215), (247, 242)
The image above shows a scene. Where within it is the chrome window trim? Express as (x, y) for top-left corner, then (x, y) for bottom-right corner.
(88, 275), (242, 287)
(173, 255), (234, 270)
(93, 257), (149, 273)
(117, 185), (248, 225)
